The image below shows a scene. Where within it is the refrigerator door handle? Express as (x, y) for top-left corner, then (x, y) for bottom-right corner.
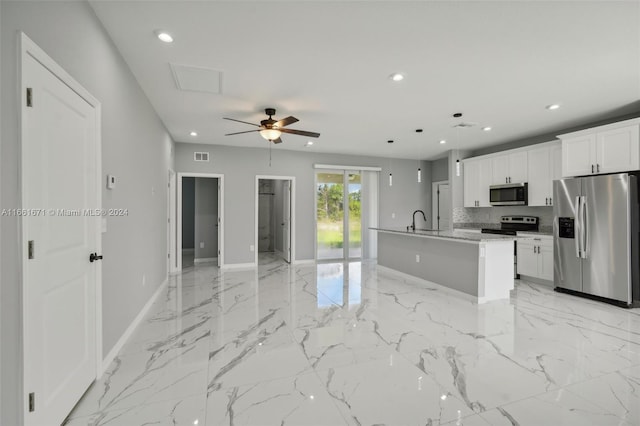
(575, 196), (582, 258)
(581, 196), (588, 259)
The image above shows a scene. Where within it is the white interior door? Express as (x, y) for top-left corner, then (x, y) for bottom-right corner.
(23, 53), (99, 425)
(436, 183), (451, 230)
(217, 179), (223, 267)
(283, 180), (292, 263)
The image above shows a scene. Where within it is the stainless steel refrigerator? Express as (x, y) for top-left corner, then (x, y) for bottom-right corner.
(553, 173), (640, 307)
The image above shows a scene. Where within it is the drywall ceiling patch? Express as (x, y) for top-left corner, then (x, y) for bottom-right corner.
(170, 63), (222, 94)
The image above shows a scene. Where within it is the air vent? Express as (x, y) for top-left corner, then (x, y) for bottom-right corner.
(170, 63), (222, 94)
(194, 152), (210, 162)
(452, 122), (477, 128)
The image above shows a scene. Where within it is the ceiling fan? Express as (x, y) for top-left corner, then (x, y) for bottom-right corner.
(224, 108), (320, 144)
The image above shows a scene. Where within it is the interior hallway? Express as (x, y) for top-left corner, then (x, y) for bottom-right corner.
(64, 256), (640, 425)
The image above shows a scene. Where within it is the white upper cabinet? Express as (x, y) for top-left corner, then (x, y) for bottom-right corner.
(527, 142), (562, 206)
(463, 157), (492, 207)
(560, 119), (640, 177)
(491, 151), (528, 185)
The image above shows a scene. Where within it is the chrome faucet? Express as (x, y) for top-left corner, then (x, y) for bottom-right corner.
(410, 210), (427, 231)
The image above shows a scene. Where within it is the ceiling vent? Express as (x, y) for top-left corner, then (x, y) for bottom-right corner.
(170, 63), (222, 94)
(194, 152), (210, 162)
(452, 122), (477, 128)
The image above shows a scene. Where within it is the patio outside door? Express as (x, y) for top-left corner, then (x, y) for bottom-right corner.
(316, 171), (362, 260)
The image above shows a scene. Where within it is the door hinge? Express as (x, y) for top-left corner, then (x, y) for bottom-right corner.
(28, 392), (35, 412)
(28, 240), (35, 259)
(26, 88), (33, 107)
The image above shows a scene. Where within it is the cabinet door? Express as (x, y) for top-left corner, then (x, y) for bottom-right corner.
(463, 160), (479, 207)
(517, 240), (539, 277)
(527, 147), (551, 206)
(539, 242), (554, 281)
(478, 158), (493, 207)
(491, 155), (509, 185)
(508, 151), (528, 183)
(562, 134), (596, 177)
(596, 124), (640, 174)
(549, 144), (562, 206)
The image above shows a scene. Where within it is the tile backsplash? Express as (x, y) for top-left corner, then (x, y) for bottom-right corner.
(453, 206), (554, 233)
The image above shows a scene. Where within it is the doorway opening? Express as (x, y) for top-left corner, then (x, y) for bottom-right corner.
(432, 180), (451, 230)
(177, 173), (224, 270)
(315, 169), (378, 261)
(255, 176), (294, 266)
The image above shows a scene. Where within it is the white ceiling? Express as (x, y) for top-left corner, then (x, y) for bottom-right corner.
(90, 0), (640, 160)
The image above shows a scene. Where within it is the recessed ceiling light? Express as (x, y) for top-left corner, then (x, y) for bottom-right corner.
(482, 126), (492, 131)
(546, 104), (560, 110)
(305, 141), (314, 147)
(156, 31), (174, 43)
(390, 73), (404, 82)
(189, 131), (198, 137)
(439, 140), (446, 144)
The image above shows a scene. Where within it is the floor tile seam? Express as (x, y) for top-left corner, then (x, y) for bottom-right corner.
(482, 382), (628, 423)
(561, 383), (632, 421)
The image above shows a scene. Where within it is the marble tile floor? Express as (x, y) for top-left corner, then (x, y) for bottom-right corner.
(64, 255), (640, 425)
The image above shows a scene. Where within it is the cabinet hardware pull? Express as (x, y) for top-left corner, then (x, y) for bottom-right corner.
(545, 198), (548, 205)
(592, 164), (594, 173)
(597, 164), (600, 173)
(550, 197), (552, 205)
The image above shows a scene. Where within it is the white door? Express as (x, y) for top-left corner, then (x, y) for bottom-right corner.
(463, 159), (479, 207)
(596, 125), (640, 174)
(562, 134), (596, 177)
(283, 180), (292, 263)
(23, 54), (99, 425)
(437, 184), (451, 230)
(478, 158), (493, 207)
(491, 154), (509, 184)
(527, 147), (551, 206)
(507, 151), (528, 183)
(217, 179), (223, 267)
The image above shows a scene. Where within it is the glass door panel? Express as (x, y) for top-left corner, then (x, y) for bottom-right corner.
(316, 172), (345, 260)
(348, 173), (362, 259)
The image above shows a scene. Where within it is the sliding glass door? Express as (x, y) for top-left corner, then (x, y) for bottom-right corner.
(316, 171), (362, 260)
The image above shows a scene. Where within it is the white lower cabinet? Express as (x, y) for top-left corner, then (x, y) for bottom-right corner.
(517, 236), (553, 281)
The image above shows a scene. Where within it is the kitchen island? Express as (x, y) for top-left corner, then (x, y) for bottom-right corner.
(372, 228), (518, 303)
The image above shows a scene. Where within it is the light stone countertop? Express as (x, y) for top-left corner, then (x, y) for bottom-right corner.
(371, 227), (525, 243)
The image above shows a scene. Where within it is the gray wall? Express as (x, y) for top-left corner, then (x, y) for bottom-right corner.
(182, 177), (195, 249)
(258, 179), (275, 252)
(1, 2), (174, 423)
(194, 178), (218, 259)
(431, 158), (449, 183)
(274, 180), (286, 253)
(175, 143), (432, 264)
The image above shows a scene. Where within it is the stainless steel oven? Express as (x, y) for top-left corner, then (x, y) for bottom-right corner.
(490, 183), (528, 206)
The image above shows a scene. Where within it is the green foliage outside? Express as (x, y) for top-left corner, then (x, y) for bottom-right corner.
(317, 184), (361, 249)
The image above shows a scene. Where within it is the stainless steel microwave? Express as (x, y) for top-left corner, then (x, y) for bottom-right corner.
(490, 183), (528, 206)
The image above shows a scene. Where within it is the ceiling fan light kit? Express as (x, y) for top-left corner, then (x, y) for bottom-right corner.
(224, 108), (320, 145)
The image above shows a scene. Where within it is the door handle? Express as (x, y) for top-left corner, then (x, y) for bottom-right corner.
(89, 252), (103, 263)
(574, 196), (581, 258)
(581, 196), (588, 258)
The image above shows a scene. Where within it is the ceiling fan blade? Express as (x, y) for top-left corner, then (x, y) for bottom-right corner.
(272, 137), (283, 144)
(225, 130), (261, 136)
(223, 117), (260, 127)
(275, 116), (299, 128)
(280, 128), (320, 138)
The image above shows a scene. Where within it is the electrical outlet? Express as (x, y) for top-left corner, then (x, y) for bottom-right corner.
(250, 245), (255, 252)
(200, 242), (205, 248)
(415, 254), (420, 263)
(392, 213), (396, 219)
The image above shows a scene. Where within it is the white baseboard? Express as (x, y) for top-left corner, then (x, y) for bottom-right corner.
(99, 277), (169, 376)
(293, 258), (316, 265)
(221, 262), (256, 270)
(194, 257), (216, 264)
